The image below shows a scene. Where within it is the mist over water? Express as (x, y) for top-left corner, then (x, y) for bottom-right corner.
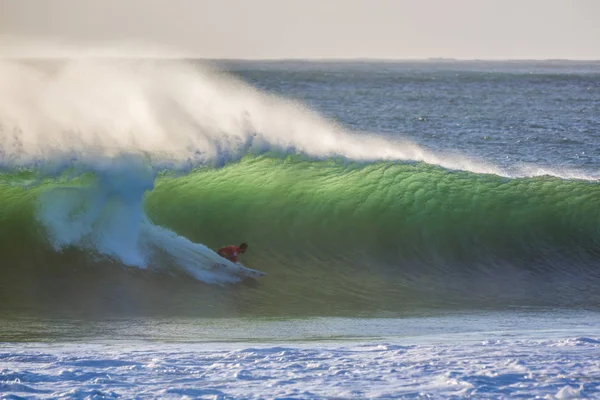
(0, 57), (501, 171)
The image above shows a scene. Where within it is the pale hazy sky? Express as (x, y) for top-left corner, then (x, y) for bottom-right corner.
(0, 0), (598, 59)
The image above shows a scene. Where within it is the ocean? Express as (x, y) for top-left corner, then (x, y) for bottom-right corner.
(1, 59), (600, 398)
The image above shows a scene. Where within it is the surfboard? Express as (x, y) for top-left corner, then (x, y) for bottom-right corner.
(212, 262), (267, 279)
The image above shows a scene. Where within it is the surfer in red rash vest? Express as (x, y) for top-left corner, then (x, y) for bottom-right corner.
(217, 243), (248, 263)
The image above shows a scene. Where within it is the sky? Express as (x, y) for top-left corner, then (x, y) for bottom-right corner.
(0, 0), (598, 59)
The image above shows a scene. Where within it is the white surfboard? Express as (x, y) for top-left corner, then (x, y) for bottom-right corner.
(212, 262), (267, 279)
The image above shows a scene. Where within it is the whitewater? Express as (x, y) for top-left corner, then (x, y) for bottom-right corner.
(2, 313), (600, 398)
(1, 54), (600, 398)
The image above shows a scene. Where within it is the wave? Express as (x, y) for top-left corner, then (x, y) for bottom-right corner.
(1, 56), (599, 316)
(2, 154), (600, 316)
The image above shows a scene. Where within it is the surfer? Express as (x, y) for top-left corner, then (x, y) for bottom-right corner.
(217, 243), (248, 263)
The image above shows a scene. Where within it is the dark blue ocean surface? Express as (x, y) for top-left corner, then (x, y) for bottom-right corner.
(223, 60), (600, 171)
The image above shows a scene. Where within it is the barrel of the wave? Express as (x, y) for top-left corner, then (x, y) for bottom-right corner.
(146, 156), (600, 292)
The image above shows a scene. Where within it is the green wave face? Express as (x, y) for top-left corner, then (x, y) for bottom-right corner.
(143, 155), (600, 314)
(148, 155), (600, 265)
(2, 156), (600, 317)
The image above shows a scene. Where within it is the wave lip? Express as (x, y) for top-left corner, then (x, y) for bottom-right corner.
(0, 57), (507, 175)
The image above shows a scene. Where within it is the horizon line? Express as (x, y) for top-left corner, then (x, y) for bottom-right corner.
(1, 56), (600, 62)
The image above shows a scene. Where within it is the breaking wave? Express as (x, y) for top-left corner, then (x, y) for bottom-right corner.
(1, 57), (599, 317)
